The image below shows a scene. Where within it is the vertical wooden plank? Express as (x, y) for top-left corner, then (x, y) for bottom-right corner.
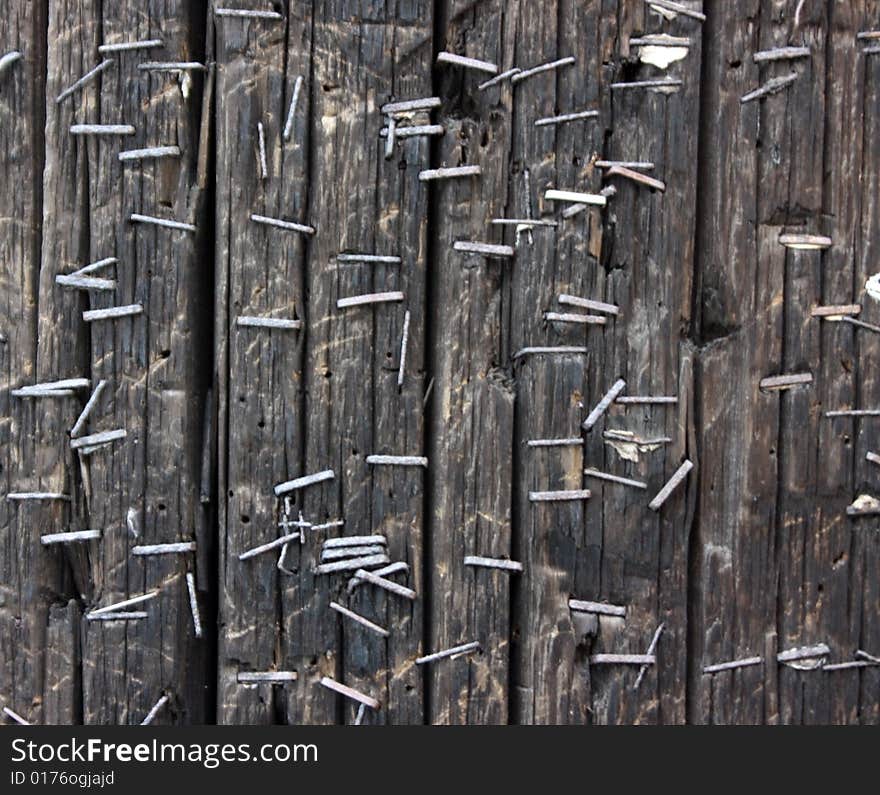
(43, 600), (81, 724)
(81, 1), (210, 725)
(215, 5), (304, 726)
(0, 0), (54, 726)
(428, 0), (515, 725)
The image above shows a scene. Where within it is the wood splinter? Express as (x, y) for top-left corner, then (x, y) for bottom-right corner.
(648, 460), (694, 511)
(416, 641), (481, 664)
(436, 51), (498, 75)
(464, 555), (523, 573)
(759, 373), (813, 392)
(583, 379), (627, 431)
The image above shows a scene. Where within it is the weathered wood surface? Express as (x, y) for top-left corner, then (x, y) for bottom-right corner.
(2, 1), (879, 724)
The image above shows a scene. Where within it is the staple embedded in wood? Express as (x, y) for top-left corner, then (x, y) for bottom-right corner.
(856, 650), (880, 663)
(544, 312), (608, 326)
(811, 304), (861, 318)
(604, 165), (666, 192)
(336, 253), (402, 264)
(0, 51), (23, 78)
(702, 656), (764, 674)
(55, 59), (114, 103)
(321, 545), (386, 561)
(846, 495), (880, 516)
(436, 51), (498, 74)
(82, 304), (144, 323)
(337, 291), (404, 309)
(823, 660), (879, 671)
(630, 35), (691, 47)
(583, 379), (627, 431)
(315, 554), (391, 575)
(353, 568), (417, 600)
(416, 641), (481, 665)
(776, 643), (831, 664)
(569, 599), (626, 618)
(12, 377), (90, 397)
(55, 273), (116, 291)
(70, 428), (127, 450)
(282, 75), (304, 141)
(584, 468), (647, 490)
(865, 45), (880, 55)
(239, 531), (303, 561)
(477, 68), (521, 90)
(2, 706), (29, 725)
(119, 145), (181, 162)
(643, 0), (706, 22)
(354, 703), (366, 725)
(511, 56), (576, 84)
(558, 294), (620, 314)
(237, 671), (298, 684)
(418, 165), (482, 181)
(256, 122), (268, 180)
(310, 519), (345, 532)
(453, 241), (515, 258)
(384, 116), (396, 159)
(250, 213), (316, 235)
(88, 590), (159, 617)
(857, 31), (880, 40)
(648, 460), (694, 511)
(365, 454), (427, 467)
(87, 611), (148, 621)
(527, 437), (583, 448)
(634, 623), (666, 689)
(759, 372), (813, 392)
(323, 535), (386, 549)
(10, 387), (72, 398)
(740, 73), (799, 104)
(535, 109), (599, 127)
(492, 218), (558, 227)
(778, 233), (832, 250)
(464, 555), (523, 573)
(41, 529), (102, 545)
(99, 39), (163, 54)
(329, 601), (390, 637)
(215, 7), (284, 19)
(138, 61), (206, 71)
(274, 469), (335, 497)
(825, 409), (880, 418)
(132, 541), (196, 556)
(70, 124), (135, 136)
(840, 316), (880, 335)
(866, 452), (880, 467)
(74, 256), (117, 275)
(529, 489), (591, 502)
(347, 561), (409, 592)
(753, 46), (811, 63)
(277, 543), (296, 575)
(139, 694), (170, 725)
(319, 676), (380, 709)
(6, 492), (71, 501)
(615, 395), (678, 405)
(236, 316), (302, 330)
(186, 572), (202, 639)
(610, 78), (683, 90)
(545, 189), (607, 207)
(596, 160), (655, 170)
(513, 346), (589, 360)
(379, 124), (444, 139)
(590, 654), (656, 665)
(130, 213), (196, 233)
(397, 310), (411, 387)
(380, 97), (442, 115)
